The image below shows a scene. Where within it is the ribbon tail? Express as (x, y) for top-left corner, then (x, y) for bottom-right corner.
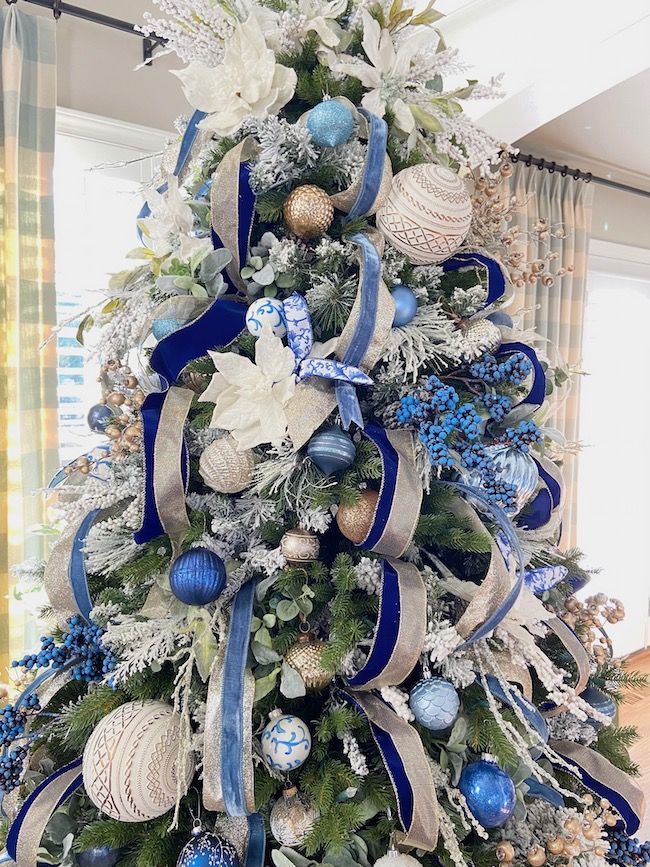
(245, 814), (266, 867)
(44, 509), (101, 623)
(524, 778), (564, 808)
(336, 381), (364, 430)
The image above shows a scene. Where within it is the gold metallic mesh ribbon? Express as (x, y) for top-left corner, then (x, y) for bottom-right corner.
(346, 690), (439, 851)
(286, 233), (394, 449)
(203, 651), (256, 814)
(153, 386), (194, 557)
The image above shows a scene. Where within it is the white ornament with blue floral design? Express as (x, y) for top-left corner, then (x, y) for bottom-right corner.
(261, 710), (311, 772)
(245, 297), (287, 338)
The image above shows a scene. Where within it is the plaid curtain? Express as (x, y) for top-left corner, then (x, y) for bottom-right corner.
(0, 7), (58, 672)
(507, 163), (594, 549)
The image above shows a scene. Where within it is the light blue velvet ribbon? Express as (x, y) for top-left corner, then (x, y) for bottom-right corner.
(344, 109), (388, 220)
(485, 674), (548, 748)
(441, 252), (507, 308)
(523, 778), (564, 807)
(245, 814), (266, 867)
(283, 292), (372, 387)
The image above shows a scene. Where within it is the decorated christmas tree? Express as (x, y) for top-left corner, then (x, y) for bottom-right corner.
(2, 3), (649, 867)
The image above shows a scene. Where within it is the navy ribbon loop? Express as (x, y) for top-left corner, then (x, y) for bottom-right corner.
(518, 457), (563, 532)
(498, 341), (546, 406)
(70, 509), (101, 620)
(441, 252), (507, 307)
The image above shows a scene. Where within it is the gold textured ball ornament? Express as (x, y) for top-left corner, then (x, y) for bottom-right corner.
(280, 528), (320, 565)
(284, 632), (332, 691)
(335, 489), (379, 544)
(199, 435), (257, 494)
(270, 786), (319, 846)
(495, 842), (515, 863)
(283, 185), (334, 239)
(376, 164), (472, 264)
(459, 318), (502, 360)
(82, 700), (194, 822)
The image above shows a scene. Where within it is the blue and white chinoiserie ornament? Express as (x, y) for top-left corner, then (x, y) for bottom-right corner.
(458, 758), (516, 828)
(245, 297), (286, 338)
(390, 285), (418, 328)
(579, 685), (616, 728)
(87, 403), (114, 434)
(306, 100), (355, 149)
(409, 678), (460, 732)
(176, 828), (240, 867)
(76, 847), (121, 867)
(152, 317), (182, 341)
(261, 710), (311, 773)
(307, 427), (356, 476)
(169, 548), (227, 606)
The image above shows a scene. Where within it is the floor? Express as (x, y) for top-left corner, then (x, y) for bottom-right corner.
(619, 649), (650, 840)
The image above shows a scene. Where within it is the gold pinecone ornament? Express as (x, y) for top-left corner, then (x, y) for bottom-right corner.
(284, 632), (332, 691)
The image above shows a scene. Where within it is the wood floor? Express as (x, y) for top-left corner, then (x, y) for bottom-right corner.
(619, 648), (650, 840)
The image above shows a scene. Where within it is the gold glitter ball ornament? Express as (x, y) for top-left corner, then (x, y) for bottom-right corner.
(270, 786), (319, 846)
(285, 632), (332, 691)
(280, 528), (320, 565)
(335, 489), (378, 544)
(199, 435), (257, 494)
(283, 185), (334, 239)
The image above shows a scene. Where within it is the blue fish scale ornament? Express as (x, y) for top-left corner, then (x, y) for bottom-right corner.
(409, 677), (461, 731)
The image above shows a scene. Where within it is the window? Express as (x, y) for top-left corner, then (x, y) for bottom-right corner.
(54, 112), (166, 464)
(576, 240), (650, 658)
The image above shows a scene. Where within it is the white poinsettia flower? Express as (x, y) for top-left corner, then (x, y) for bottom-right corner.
(173, 16), (297, 137)
(325, 11), (435, 143)
(300, 0), (349, 48)
(200, 333), (297, 450)
(139, 176), (211, 261)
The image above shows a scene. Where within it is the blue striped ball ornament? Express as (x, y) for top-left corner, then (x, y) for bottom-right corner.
(307, 428), (356, 476)
(176, 832), (240, 867)
(458, 759), (516, 828)
(409, 677), (460, 732)
(169, 548), (227, 606)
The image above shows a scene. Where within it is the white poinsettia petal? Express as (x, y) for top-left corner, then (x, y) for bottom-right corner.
(394, 26), (437, 74)
(213, 351), (262, 388)
(254, 334), (297, 382)
(360, 11), (382, 70)
(272, 376), (296, 405)
(199, 372), (228, 405)
(172, 62), (224, 113)
(361, 89), (387, 117)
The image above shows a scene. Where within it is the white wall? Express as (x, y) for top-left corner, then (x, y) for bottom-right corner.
(26, 0), (186, 131)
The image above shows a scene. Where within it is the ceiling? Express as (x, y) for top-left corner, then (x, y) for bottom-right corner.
(517, 68), (650, 187)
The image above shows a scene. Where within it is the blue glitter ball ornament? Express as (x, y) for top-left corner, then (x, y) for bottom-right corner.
(87, 404), (114, 433)
(390, 285), (418, 327)
(307, 100), (355, 148)
(152, 317), (181, 340)
(169, 548), (227, 606)
(307, 427), (356, 476)
(177, 832), (240, 867)
(579, 685), (616, 728)
(76, 847), (121, 867)
(458, 759), (516, 828)
(409, 678), (460, 732)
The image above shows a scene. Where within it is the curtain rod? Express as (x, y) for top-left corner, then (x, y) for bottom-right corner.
(511, 151), (650, 200)
(4, 0), (165, 63)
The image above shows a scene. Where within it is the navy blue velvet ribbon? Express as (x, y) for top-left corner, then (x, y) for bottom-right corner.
(137, 110), (207, 238)
(359, 422), (400, 550)
(245, 813), (266, 867)
(524, 778), (564, 808)
(441, 252), (507, 307)
(346, 560), (400, 689)
(517, 457), (562, 532)
(70, 509), (101, 621)
(498, 341), (546, 406)
(219, 578), (257, 817)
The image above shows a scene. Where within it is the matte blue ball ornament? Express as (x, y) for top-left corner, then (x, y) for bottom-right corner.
(87, 404), (114, 433)
(152, 317), (182, 340)
(76, 847), (121, 867)
(390, 285), (418, 327)
(579, 685), (616, 728)
(307, 427), (356, 476)
(245, 298), (286, 338)
(261, 711), (311, 772)
(176, 831), (240, 867)
(169, 548), (227, 606)
(307, 100), (355, 148)
(458, 758), (516, 828)
(409, 677), (461, 732)
(487, 310), (513, 328)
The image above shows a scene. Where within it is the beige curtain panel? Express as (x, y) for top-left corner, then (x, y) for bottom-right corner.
(507, 162), (594, 548)
(0, 6), (58, 671)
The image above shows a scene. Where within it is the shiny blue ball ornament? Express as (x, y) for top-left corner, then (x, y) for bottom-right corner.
(307, 427), (356, 476)
(307, 100), (355, 148)
(176, 832), (240, 867)
(409, 678), (460, 732)
(169, 548), (227, 606)
(76, 848), (121, 867)
(458, 759), (516, 828)
(390, 285), (418, 327)
(152, 317), (181, 340)
(487, 310), (513, 328)
(579, 685), (616, 728)
(87, 404), (114, 433)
